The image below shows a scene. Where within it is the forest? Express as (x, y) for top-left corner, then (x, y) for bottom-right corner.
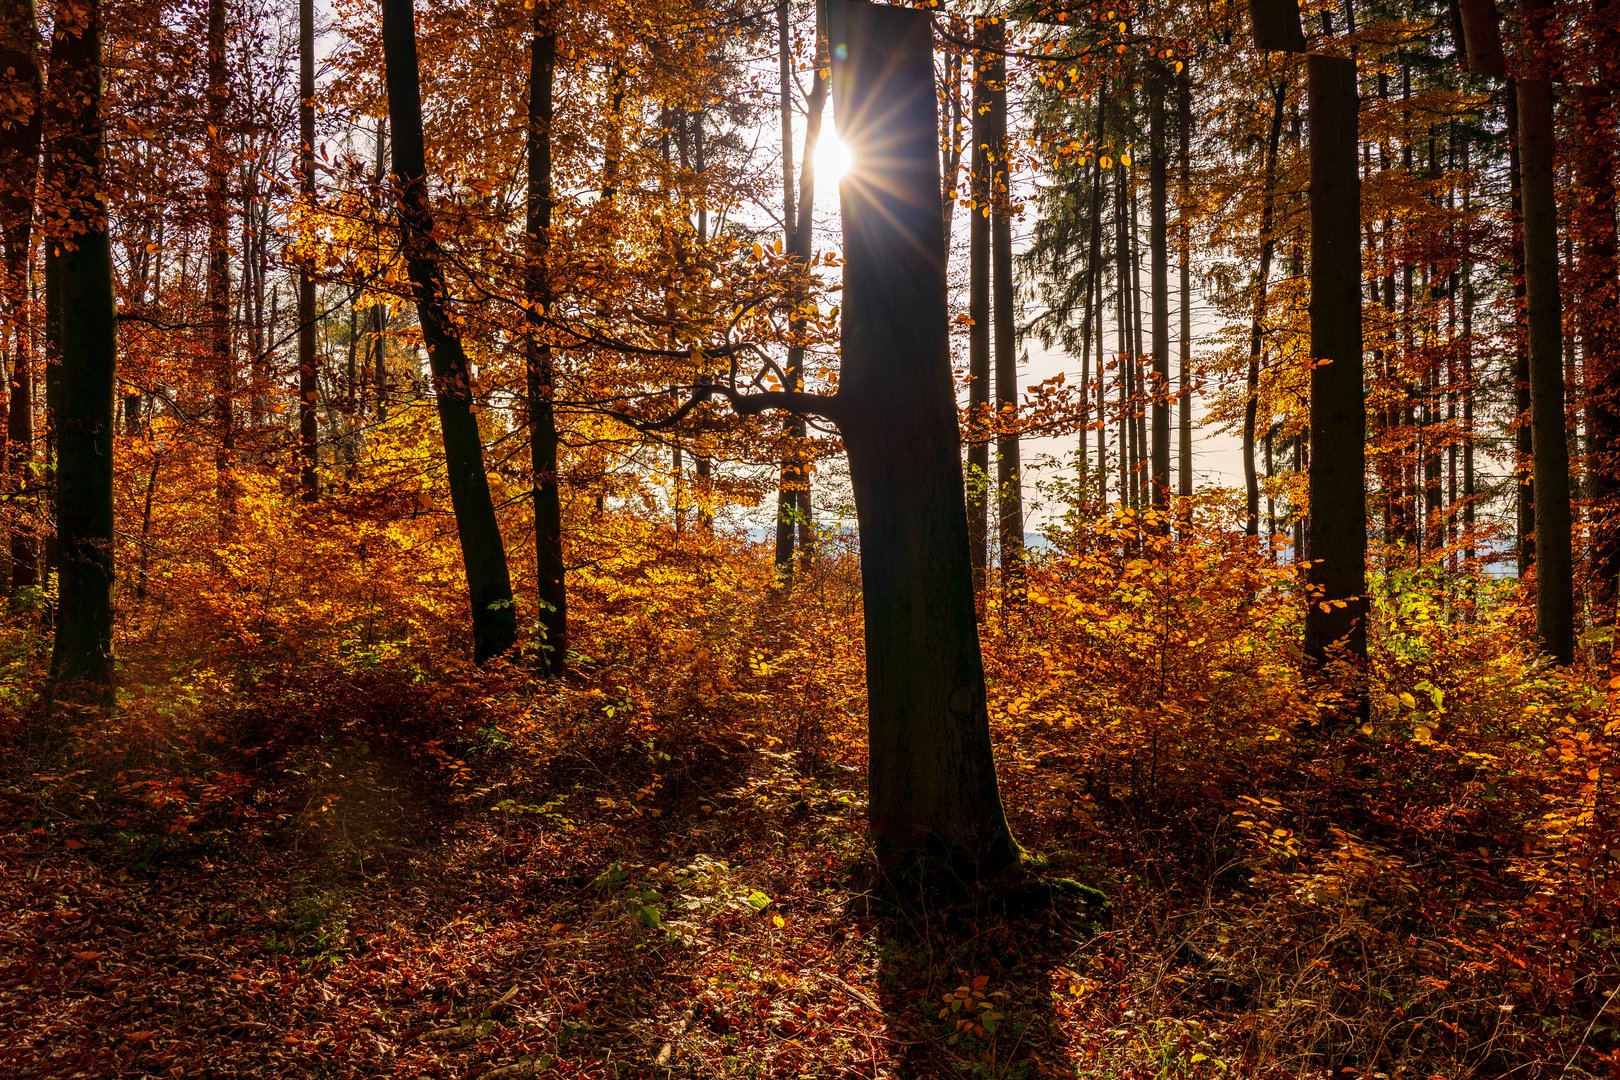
(0, 0), (1616, 1073)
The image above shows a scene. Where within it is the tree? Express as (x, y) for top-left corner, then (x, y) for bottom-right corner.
(297, 0), (318, 501)
(379, 0), (518, 663)
(823, 0), (1018, 882)
(1517, 0), (1574, 663)
(42, 0), (118, 700)
(526, 5), (566, 675)
(1302, 52), (1368, 675)
(0, 0), (42, 595)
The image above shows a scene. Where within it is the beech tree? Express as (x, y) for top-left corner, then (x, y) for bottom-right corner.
(379, 0), (518, 663)
(42, 0), (118, 699)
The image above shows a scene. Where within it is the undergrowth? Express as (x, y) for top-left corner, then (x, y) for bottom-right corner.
(0, 507), (1614, 1077)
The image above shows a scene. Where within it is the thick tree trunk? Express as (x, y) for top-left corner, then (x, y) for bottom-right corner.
(526, 13), (566, 676)
(298, 0), (319, 500)
(1517, 63), (1575, 663)
(830, 0), (1017, 884)
(43, 0), (116, 701)
(1302, 54), (1369, 674)
(967, 32), (991, 590)
(380, 0), (517, 664)
(1, 0), (41, 595)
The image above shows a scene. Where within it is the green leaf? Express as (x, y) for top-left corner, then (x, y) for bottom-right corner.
(745, 890), (772, 911)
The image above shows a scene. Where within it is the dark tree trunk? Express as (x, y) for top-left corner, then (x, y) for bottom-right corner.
(1246, 82), (1286, 540)
(1149, 78), (1170, 516)
(1, 0), (41, 594)
(986, 19), (1023, 589)
(207, 0), (234, 515)
(1507, 83), (1534, 578)
(1302, 54), (1369, 675)
(1578, 83), (1619, 634)
(967, 30), (990, 590)
(43, 0), (116, 701)
(1516, 34), (1575, 662)
(829, 0), (1018, 884)
(774, 1), (826, 581)
(1177, 72), (1194, 513)
(526, 13), (566, 676)
(380, 0), (517, 664)
(298, 0), (318, 501)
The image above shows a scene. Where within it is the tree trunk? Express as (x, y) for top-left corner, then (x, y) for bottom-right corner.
(1302, 54), (1369, 675)
(207, 0), (234, 515)
(526, 12), (566, 676)
(297, 0), (319, 500)
(1176, 71), (1194, 513)
(829, 0), (1018, 885)
(1, 0), (41, 595)
(1578, 82), (1619, 635)
(1506, 83), (1535, 578)
(1246, 82), (1286, 540)
(1517, 55), (1575, 662)
(986, 19), (1023, 589)
(43, 0), (116, 701)
(380, 0), (517, 664)
(1149, 78), (1170, 516)
(774, 1), (826, 581)
(967, 30), (991, 590)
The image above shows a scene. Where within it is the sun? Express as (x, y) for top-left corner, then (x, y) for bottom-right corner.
(814, 129), (855, 184)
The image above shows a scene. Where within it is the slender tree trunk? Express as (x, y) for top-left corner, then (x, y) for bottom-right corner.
(1149, 78), (1170, 517)
(372, 119), (388, 421)
(1505, 82), (1536, 579)
(43, 0), (116, 701)
(297, 0), (319, 500)
(380, 0), (517, 663)
(829, 0), (1017, 884)
(1578, 82), (1619, 635)
(207, 0), (234, 515)
(1246, 82), (1286, 539)
(967, 31), (991, 588)
(1516, 13), (1575, 661)
(1, 0), (41, 595)
(1129, 178), (1147, 508)
(1177, 72), (1194, 515)
(1302, 54), (1369, 676)
(774, 0), (826, 581)
(987, 19), (1023, 590)
(526, 11), (566, 676)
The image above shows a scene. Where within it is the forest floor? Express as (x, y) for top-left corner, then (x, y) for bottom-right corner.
(0, 524), (1616, 1078)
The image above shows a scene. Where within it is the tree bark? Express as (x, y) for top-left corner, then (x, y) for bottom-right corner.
(1246, 82), (1286, 540)
(207, 0), (234, 515)
(526, 10), (566, 676)
(829, 0), (1018, 884)
(1516, 11), (1575, 662)
(967, 30), (991, 590)
(380, 0), (517, 664)
(1302, 54), (1369, 675)
(43, 0), (116, 701)
(1177, 71), (1194, 514)
(1578, 84), (1619, 634)
(1149, 78), (1170, 516)
(986, 19), (1023, 589)
(298, 0), (318, 500)
(774, 0), (825, 581)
